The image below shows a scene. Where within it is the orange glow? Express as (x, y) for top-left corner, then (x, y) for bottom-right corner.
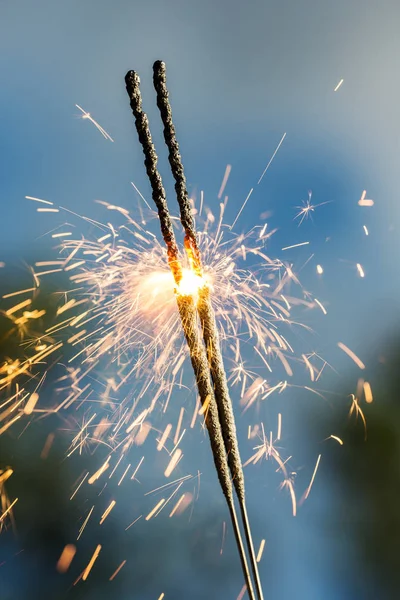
(56, 544), (76, 573)
(176, 268), (205, 297)
(82, 544), (101, 580)
(363, 381), (373, 403)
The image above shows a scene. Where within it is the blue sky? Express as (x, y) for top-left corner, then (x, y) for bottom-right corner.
(1, 0), (400, 598)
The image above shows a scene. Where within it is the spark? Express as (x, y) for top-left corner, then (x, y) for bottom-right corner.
(281, 241), (309, 251)
(358, 190), (374, 206)
(125, 515), (142, 530)
(363, 225), (369, 236)
(334, 78), (344, 92)
(70, 472), (89, 500)
(25, 195), (53, 205)
(109, 560), (127, 581)
(135, 421), (152, 446)
(363, 381), (373, 403)
(75, 104), (114, 142)
(327, 435), (344, 445)
(35, 268), (63, 277)
(157, 424), (172, 451)
(77, 506), (94, 540)
(131, 181), (152, 211)
(169, 492), (193, 517)
(218, 164), (232, 199)
(56, 545), (77, 573)
(314, 298), (327, 315)
(145, 498), (165, 521)
(338, 342), (365, 369)
(220, 520), (227, 555)
(349, 394), (367, 440)
(256, 539), (266, 563)
(356, 263), (365, 278)
(303, 454), (321, 500)
(294, 192), (330, 226)
(5, 299), (32, 316)
(174, 407), (184, 444)
(88, 456), (110, 484)
(2, 288), (36, 299)
(118, 464), (131, 486)
(99, 500), (116, 524)
(316, 264), (323, 275)
(189, 397), (201, 428)
(52, 232), (72, 238)
(108, 454), (125, 479)
(0, 498), (18, 522)
(35, 261), (64, 267)
(169, 494), (186, 517)
(82, 544), (102, 580)
(164, 449), (183, 478)
(257, 132), (287, 184)
(277, 413), (282, 441)
(0, 469), (13, 484)
(145, 475), (193, 497)
(198, 393), (211, 416)
(23, 392), (39, 415)
(0, 415), (23, 436)
(237, 585), (248, 600)
(230, 188), (254, 230)
(131, 456), (144, 481)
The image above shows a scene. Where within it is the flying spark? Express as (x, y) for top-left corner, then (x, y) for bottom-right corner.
(334, 79), (344, 92)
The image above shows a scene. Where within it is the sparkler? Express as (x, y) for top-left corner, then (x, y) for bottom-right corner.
(152, 60), (264, 599)
(125, 65), (257, 599)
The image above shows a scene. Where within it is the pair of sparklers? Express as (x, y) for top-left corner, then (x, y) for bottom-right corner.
(125, 62), (264, 600)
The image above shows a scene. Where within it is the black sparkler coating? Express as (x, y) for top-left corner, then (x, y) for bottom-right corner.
(152, 60), (203, 275)
(125, 70), (182, 283)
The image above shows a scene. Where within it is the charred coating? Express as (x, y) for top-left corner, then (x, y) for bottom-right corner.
(152, 61), (203, 276)
(125, 70), (182, 284)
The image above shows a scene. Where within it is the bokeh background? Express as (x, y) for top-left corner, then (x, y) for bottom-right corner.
(1, 0), (400, 598)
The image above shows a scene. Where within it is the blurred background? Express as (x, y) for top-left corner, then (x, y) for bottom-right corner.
(1, 0), (400, 598)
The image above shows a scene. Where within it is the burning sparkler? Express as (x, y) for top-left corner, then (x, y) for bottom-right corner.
(125, 64), (258, 599)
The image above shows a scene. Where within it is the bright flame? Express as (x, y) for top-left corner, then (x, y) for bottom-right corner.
(176, 269), (206, 297)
